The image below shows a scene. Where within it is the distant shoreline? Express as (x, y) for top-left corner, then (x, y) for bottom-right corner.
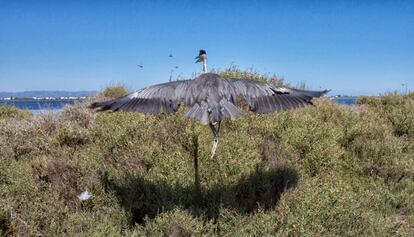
(0, 97), (91, 101)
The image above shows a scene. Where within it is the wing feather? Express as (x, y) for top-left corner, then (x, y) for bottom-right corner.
(228, 78), (329, 114)
(91, 74), (329, 117)
(90, 80), (192, 114)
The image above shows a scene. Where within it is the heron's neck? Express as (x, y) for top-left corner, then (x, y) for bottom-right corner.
(202, 59), (208, 73)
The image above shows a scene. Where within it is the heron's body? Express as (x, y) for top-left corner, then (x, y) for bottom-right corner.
(186, 73), (237, 124)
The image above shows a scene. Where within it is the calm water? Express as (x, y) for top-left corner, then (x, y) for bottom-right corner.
(0, 97), (357, 113)
(0, 99), (83, 114)
(332, 97), (357, 106)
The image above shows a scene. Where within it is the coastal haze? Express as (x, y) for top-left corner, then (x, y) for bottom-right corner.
(0, 90), (97, 113)
(0, 90), (97, 99)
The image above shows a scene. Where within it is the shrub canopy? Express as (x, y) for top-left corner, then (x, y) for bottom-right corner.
(0, 75), (413, 236)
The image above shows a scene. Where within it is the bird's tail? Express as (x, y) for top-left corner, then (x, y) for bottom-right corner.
(219, 99), (243, 120)
(209, 106), (221, 125)
(185, 100), (243, 125)
(185, 101), (209, 125)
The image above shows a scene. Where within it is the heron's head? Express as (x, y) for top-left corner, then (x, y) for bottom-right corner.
(195, 49), (207, 63)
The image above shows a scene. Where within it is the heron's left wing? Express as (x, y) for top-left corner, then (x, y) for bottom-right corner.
(90, 80), (191, 114)
(229, 78), (329, 113)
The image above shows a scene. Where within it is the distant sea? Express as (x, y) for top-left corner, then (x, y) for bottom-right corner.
(0, 97), (358, 114)
(0, 99), (83, 114)
(333, 97), (358, 106)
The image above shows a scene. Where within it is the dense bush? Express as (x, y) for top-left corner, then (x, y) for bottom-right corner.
(0, 75), (413, 236)
(217, 66), (286, 86)
(98, 84), (129, 98)
(0, 106), (31, 120)
(358, 93), (414, 138)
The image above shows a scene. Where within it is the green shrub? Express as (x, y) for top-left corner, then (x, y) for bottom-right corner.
(0, 106), (31, 120)
(0, 119), (51, 160)
(217, 65), (287, 86)
(0, 71), (413, 236)
(131, 209), (210, 236)
(55, 122), (90, 147)
(358, 93), (414, 138)
(275, 106), (345, 176)
(98, 84), (129, 98)
(272, 174), (398, 236)
(59, 104), (95, 129)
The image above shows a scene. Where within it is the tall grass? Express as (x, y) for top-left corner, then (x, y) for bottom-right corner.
(0, 73), (413, 236)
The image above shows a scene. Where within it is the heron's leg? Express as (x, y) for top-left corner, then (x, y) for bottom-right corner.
(216, 120), (221, 137)
(209, 123), (217, 158)
(209, 121), (221, 159)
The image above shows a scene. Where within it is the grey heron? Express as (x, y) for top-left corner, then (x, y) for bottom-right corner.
(91, 50), (329, 158)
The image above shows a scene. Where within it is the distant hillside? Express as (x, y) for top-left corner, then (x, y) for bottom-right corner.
(0, 90), (98, 98)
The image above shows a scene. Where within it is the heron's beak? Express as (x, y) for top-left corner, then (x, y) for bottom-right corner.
(195, 56), (201, 63)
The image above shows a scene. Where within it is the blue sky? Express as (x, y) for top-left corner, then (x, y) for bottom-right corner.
(1, 1), (413, 95)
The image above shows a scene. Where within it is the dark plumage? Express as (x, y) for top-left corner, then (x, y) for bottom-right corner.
(90, 72), (328, 125)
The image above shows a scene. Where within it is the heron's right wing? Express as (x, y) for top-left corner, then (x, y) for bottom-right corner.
(90, 80), (191, 114)
(229, 78), (329, 113)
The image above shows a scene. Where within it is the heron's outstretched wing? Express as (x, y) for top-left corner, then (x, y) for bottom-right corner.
(90, 80), (191, 114)
(229, 78), (329, 113)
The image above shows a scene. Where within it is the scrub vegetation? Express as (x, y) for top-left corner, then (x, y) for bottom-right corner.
(0, 106), (32, 120)
(0, 70), (413, 236)
(98, 84), (129, 98)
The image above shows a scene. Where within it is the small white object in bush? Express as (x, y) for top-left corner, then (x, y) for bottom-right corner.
(78, 190), (92, 201)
